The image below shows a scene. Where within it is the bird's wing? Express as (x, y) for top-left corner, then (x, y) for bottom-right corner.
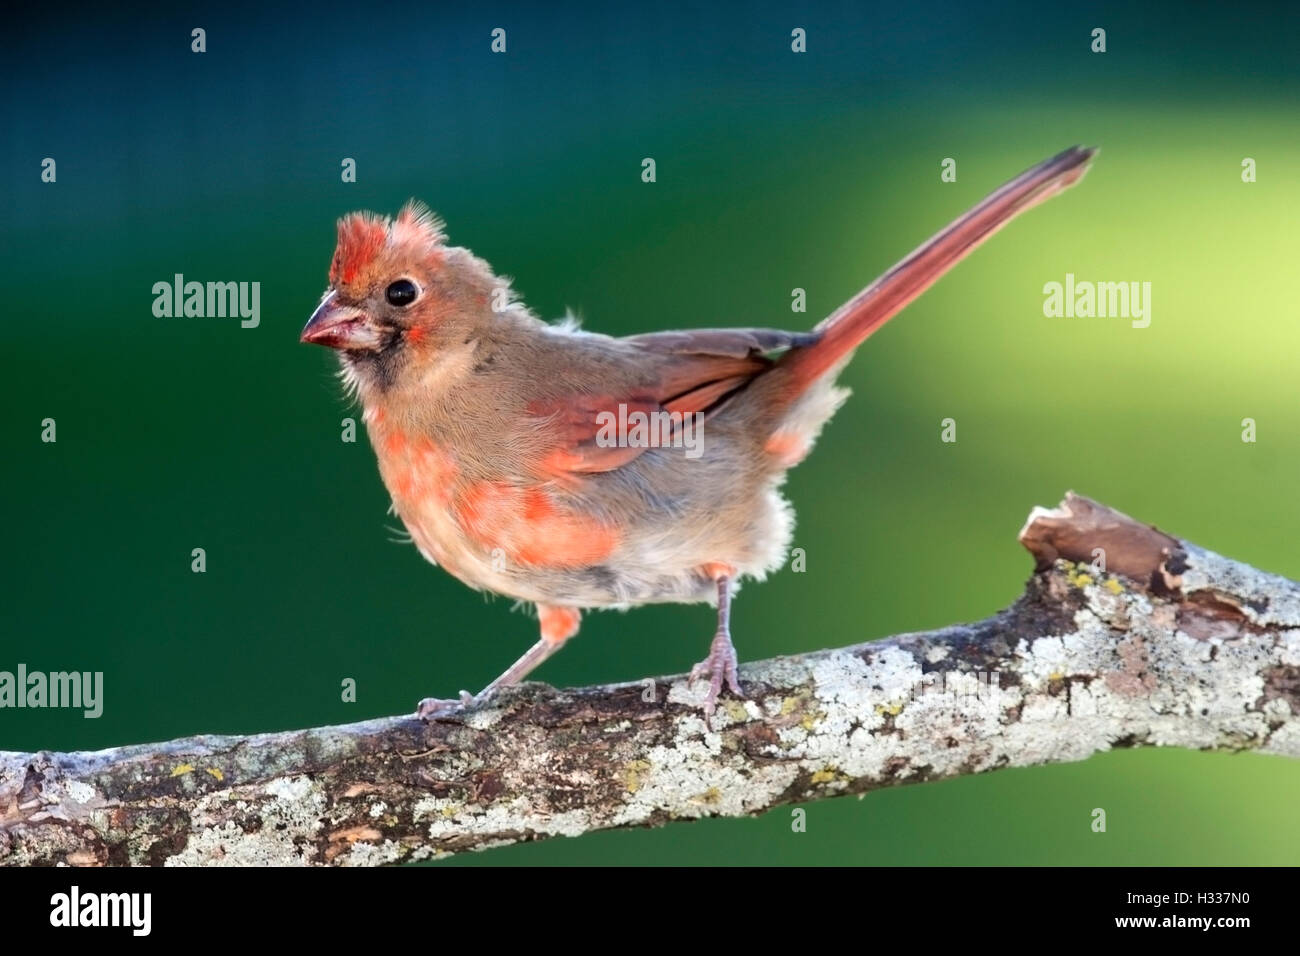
(622, 327), (818, 358)
(528, 327), (816, 477)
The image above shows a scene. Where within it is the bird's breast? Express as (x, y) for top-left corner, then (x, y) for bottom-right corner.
(365, 409), (620, 597)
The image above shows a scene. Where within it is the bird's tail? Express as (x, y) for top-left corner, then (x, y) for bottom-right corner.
(776, 146), (1097, 397)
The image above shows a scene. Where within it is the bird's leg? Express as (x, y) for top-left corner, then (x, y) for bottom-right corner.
(689, 566), (743, 716)
(481, 606), (580, 695)
(416, 605), (580, 720)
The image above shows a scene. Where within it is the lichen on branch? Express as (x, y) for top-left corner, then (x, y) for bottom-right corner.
(2, 494), (1297, 866)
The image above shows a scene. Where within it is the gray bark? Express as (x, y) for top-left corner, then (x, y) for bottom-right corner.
(2, 493), (1297, 866)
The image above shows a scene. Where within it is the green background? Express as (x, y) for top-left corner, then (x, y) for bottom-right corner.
(4, 1), (1298, 864)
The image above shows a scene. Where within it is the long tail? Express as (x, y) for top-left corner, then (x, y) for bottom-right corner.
(777, 145), (1097, 396)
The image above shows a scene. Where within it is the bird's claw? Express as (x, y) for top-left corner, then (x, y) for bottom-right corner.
(415, 689), (476, 720)
(689, 628), (744, 716)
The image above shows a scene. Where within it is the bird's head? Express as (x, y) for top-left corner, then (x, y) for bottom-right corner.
(301, 201), (500, 395)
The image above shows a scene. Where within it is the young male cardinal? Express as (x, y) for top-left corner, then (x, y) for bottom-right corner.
(302, 146), (1095, 718)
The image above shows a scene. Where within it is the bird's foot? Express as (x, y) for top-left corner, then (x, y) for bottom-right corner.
(415, 690), (476, 721)
(689, 628), (744, 716)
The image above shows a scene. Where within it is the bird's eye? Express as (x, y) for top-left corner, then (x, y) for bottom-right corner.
(385, 279), (418, 307)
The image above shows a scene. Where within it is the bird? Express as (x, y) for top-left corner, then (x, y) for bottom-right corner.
(301, 146), (1096, 719)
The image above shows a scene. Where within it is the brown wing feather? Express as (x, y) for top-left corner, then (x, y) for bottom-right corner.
(625, 327), (818, 359)
(529, 328), (814, 478)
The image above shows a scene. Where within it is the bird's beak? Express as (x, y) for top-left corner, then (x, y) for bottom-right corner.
(300, 291), (384, 351)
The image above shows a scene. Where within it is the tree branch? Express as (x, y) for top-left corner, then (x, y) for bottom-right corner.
(3, 493), (1298, 866)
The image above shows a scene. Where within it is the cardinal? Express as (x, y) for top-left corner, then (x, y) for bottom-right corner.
(301, 146), (1096, 718)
